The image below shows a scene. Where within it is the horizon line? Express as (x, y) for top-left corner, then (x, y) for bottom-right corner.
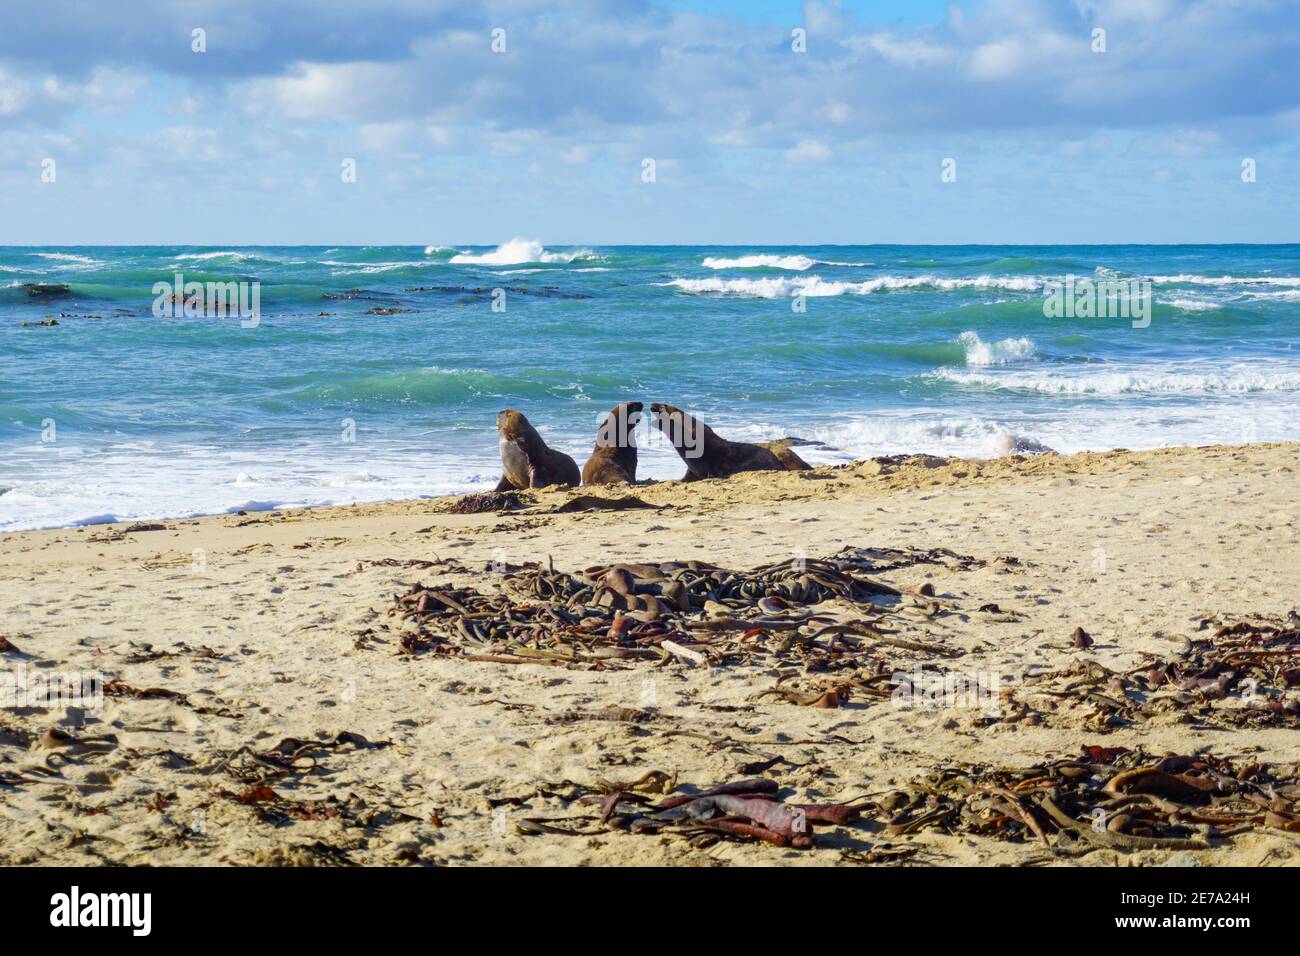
(3, 242), (1300, 249)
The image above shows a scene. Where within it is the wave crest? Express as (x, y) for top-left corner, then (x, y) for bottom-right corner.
(449, 239), (595, 266)
(957, 331), (1037, 366)
(665, 274), (1043, 298)
(931, 365), (1300, 396)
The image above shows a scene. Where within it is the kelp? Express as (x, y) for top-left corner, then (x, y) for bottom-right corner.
(385, 546), (977, 672)
(864, 745), (1300, 853)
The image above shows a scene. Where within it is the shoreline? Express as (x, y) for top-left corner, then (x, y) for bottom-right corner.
(2, 441), (1298, 865)
(2, 437), (1288, 536)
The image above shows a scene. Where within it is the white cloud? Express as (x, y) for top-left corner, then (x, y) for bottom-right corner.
(784, 139), (831, 162)
(968, 39), (1025, 80)
(0, 68), (30, 117)
(561, 145), (593, 165)
(854, 33), (955, 67)
(152, 126), (219, 161)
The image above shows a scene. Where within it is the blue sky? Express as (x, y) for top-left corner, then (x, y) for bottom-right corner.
(1, 0), (1297, 244)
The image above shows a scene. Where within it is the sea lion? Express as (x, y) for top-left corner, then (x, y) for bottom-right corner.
(493, 409), (581, 490)
(582, 401), (643, 485)
(649, 403), (812, 481)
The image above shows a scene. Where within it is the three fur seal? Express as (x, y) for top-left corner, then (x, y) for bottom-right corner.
(582, 401), (643, 485)
(649, 402), (811, 481)
(494, 409), (580, 490)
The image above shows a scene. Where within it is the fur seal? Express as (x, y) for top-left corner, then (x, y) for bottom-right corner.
(493, 409), (580, 490)
(649, 403), (812, 481)
(582, 401), (643, 485)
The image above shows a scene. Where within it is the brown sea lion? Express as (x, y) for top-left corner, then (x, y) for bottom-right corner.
(649, 403), (812, 481)
(582, 401), (643, 485)
(493, 409), (580, 490)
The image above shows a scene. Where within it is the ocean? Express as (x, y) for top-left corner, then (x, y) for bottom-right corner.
(2, 242), (1297, 531)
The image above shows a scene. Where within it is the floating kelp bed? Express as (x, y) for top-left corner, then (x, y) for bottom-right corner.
(866, 746), (1300, 853)
(386, 546), (982, 671)
(1017, 613), (1300, 730)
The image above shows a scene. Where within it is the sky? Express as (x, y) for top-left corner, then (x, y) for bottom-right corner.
(0, 0), (1297, 245)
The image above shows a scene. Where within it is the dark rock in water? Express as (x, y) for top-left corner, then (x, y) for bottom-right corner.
(20, 319), (59, 327)
(322, 288), (401, 303)
(23, 283), (72, 300)
(365, 306), (412, 315)
(405, 285), (591, 300)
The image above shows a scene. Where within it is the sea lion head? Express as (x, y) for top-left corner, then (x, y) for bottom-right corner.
(497, 408), (547, 458)
(497, 408), (537, 442)
(595, 401), (643, 449)
(649, 402), (710, 462)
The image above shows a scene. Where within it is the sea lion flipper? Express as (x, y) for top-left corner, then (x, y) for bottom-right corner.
(761, 440), (812, 471)
(651, 403), (810, 481)
(493, 475), (516, 492)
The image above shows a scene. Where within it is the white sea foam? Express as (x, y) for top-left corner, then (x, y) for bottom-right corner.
(171, 251), (251, 262)
(0, 444), (500, 532)
(1149, 274), (1300, 287)
(711, 414), (1054, 464)
(957, 331), (1037, 366)
(1164, 296), (1220, 311)
(424, 245), (453, 255)
(931, 364), (1300, 396)
(29, 252), (100, 269)
(449, 239), (595, 266)
(702, 254), (817, 270)
(1239, 290), (1300, 301)
(700, 254), (872, 270)
(665, 274), (1044, 298)
(323, 260), (429, 275)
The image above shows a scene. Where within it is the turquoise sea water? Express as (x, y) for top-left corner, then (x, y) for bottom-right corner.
(2, 242), (1298, 530)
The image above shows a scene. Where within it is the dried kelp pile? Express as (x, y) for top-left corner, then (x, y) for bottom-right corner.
(388, 546), (978, 671)
(1018, 613), (1300, 730)
(518, 774), (867, 850)
(870, 745), (1300, 853)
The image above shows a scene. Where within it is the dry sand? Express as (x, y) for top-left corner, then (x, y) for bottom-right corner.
(1, 442), (1298, 866)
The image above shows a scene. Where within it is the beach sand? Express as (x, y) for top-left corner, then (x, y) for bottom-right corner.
(2, 442), (1298, 866)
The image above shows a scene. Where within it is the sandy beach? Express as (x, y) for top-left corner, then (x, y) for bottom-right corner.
(2, 442), (1298, 867)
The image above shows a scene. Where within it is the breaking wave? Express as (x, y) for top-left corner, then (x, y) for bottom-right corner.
(957, 331), (1038, 367)
(931, 365), (1300, 396)
(449, 239), (596, 266)
(665, 274), (1044, 297)
(701, 254), (870, 270)
(1149, 274), (1300, 287)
